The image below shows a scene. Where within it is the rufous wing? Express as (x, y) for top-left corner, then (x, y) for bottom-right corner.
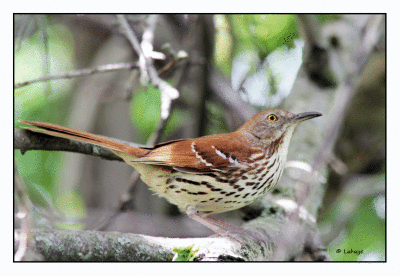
(136, 133), (263, 172)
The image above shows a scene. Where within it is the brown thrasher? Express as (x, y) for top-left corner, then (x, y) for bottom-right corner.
(21, 109), (321, 235)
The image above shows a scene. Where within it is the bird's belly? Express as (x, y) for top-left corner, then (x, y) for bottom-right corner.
(139, 155), (285, 214)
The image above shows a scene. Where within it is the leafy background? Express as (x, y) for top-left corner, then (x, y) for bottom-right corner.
(14, 14), (385, 261)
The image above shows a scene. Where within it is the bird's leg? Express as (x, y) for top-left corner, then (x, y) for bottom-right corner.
(186, 206), (243, 236)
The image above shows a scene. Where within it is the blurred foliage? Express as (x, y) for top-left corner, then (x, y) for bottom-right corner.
(214, 15), (234, 76)
(327, 194), (385, 261)
(213, 14), (384, 261)
(130, 84), (189, 142)
(318, 173), (386, 261)
(214, 14), (302, 110)
(172, 245), (199, 261)
(130, 85), (162, 140)
(230, 14), (298, 56)
(204, 101), (231, 136)
(14, 17), (86, 228)
(215, 14), (298, 75)
(316, 14), (342, 24)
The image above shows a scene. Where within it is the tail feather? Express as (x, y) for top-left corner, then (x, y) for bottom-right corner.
(20, 120), (148, 157)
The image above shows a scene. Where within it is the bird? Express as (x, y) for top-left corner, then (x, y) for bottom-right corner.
(21, 109), (321, 235)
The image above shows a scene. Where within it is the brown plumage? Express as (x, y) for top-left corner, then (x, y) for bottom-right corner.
(21, 109), (321, 235)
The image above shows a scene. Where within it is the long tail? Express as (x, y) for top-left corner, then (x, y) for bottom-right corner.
(20, 120), (149, 158)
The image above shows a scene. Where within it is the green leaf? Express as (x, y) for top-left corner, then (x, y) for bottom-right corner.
(249, 14), (298, 55)
(230, 15), (298, 56)
(130, 84), (184, 141)
(130, 85), (161, 140)
(172, 245), (199, 261)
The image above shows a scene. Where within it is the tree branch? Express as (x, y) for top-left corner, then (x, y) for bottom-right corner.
(14, 192), (330, 261)
(209, 66), (257, 127)
(14, 128), (143, 162)
(14, 62), (140, 88)
(311, 14), (384, 174)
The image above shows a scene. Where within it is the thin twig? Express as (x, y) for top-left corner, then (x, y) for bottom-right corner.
(140, 15), (159, 63)
(117, 14), (179, 121)
(14, 62), (140, 88)
(139, 14), (172, 146)
(95, 15), (181, 231)
(117, 14), (150, 85)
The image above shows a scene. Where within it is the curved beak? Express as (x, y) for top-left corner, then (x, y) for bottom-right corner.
(292, 112), (322, 123)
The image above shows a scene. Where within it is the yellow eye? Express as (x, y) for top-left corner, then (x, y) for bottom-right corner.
(267, 114), (278, 122)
